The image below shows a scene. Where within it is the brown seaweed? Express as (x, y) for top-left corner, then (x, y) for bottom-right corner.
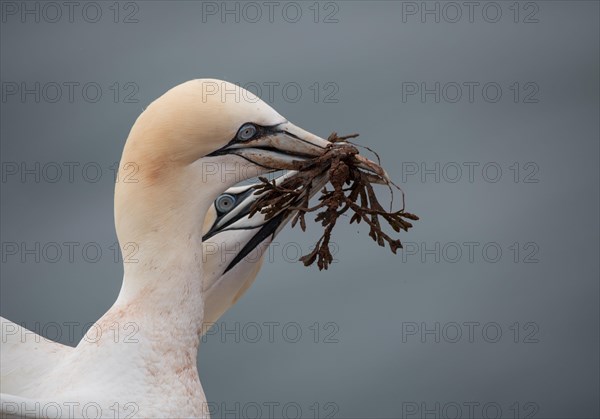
(250, 133), (419, 270)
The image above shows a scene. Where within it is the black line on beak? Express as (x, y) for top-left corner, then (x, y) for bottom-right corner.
(202, 188), (257, 241)
(223, 212), (286, 274)
(206, 123), (285, 157)
(276, 129), (327, 150)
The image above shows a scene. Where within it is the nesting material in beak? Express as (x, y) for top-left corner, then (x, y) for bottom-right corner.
(248, 133), (420, 270)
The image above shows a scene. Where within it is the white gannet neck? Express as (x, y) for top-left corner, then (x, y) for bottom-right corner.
(39, 92), (240, 417)
(112, 91), (228, 301)
(1, 80), (334, 418)
(113, 161), (212, 302)
(105, 79), (273, 349)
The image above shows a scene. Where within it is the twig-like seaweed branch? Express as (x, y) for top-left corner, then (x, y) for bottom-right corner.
(250, 133), (419, 270)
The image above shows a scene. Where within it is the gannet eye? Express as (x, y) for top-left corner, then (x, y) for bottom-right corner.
(237, 124), (257, 141)
(215, 194), (236, 213)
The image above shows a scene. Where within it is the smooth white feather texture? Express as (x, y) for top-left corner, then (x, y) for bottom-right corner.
(1, 79), (329, 419)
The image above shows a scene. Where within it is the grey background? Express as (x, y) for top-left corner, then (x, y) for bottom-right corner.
(1, 1), (598, 418)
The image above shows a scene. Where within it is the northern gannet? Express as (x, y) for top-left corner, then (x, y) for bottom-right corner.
(0, 79), (332, 418)
(1, 171), (324, 418)
(200, 171), (328, 326)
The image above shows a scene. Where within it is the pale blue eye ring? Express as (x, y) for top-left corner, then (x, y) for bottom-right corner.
(237, 124), (257, 141)
(215, 194), (236, 213)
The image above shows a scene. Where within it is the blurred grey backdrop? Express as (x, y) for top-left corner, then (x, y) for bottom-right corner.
(1, 1), (598, 418)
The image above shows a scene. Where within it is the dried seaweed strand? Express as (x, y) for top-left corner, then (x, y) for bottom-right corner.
(250, 133), (419, 270)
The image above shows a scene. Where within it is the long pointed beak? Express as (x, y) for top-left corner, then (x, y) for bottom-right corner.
(209, 120), (390, 182)
(202, 171), (300, 242)
(218, 122), (330, 170)
(202, 191), (255, 242)
(202, 170), (328, 274)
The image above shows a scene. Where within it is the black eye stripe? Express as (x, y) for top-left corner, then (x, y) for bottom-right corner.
(203, 188), (256, 241)
(206, 122), (288, 158)
(232, 123), (283, 143)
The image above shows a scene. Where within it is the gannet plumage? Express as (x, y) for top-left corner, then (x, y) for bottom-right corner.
(1, 171), (325, 419)
(201, 170), (328, 326)
(0, 79), (331, 418)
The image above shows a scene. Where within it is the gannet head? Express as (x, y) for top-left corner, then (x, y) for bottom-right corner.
(113, 80), (330, 277)
(200, 172), (327, 325)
